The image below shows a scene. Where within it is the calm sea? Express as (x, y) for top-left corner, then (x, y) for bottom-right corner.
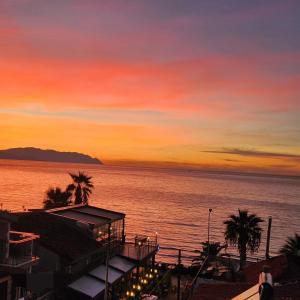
(0, 159), (299, 264)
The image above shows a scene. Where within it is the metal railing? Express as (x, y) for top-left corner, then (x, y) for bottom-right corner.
(0, 255), (39, 267)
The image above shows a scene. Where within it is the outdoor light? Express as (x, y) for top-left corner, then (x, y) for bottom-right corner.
(132, 284), (136, 289)
(137, 285), (141, 291)
(126, 291), (130, 296)
(154, 269), (158, 274)
(130, 291), (135, 297)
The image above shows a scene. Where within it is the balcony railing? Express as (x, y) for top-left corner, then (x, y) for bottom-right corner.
(0, 255), (39, 267)
(120, 236), (158, 261)
(9, 231), (39, 244)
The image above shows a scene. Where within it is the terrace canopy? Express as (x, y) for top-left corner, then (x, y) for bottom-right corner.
(68, 275), (105, 299)
(68, 256), (136, 299)
(89, 265), (123, 284)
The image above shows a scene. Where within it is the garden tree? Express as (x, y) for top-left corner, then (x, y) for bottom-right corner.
(43, 187), (73, 209)
(224, 210), (263, 269)
(69, 171), (94, 204)
(280, 234), (300, 256)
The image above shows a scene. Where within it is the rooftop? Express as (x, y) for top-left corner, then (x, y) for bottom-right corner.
(191, 255), (300, 300)
(47, 204), (125, 225)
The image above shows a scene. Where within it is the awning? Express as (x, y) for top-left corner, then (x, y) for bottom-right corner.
(109, 256), (135, 273)
(68, 256), (136, 298)
(68, 275), (105, 298)
(89, 265), (123, 284)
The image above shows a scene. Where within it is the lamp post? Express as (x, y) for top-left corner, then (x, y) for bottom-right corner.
(207, 209), (212, 254)
(104, 223), (111, 300)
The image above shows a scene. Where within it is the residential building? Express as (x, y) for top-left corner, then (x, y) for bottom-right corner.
(0, 211), (39, 300)
(11, 204), (158, 299)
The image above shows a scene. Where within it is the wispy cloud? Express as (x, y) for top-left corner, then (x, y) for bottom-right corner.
(203, 148), (300, 161)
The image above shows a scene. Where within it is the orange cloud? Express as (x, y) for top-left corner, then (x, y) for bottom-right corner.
(0, 54), (299, 116)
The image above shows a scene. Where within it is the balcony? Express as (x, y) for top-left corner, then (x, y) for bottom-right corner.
(120, 235), (158, 262)
(0, 231), (39, 269)
(9, 231), (39, 244)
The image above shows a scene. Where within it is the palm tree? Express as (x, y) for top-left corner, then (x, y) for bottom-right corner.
(193, 241), (226, 266)
(224, 210), (263, 269)
(280, 234), (300, 256)
(69, 171), (94, 204)
(43, 187), (73, 209)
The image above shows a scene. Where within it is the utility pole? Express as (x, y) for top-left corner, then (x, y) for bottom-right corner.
(208, 208), (212, 255)
(265, 217), (272, 260)
(177, 249), (182, 300)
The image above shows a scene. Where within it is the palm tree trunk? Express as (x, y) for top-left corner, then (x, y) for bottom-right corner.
(240, 243), (247, 270)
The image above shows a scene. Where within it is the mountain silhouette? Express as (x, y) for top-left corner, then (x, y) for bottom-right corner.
(0, 147), (102, 164)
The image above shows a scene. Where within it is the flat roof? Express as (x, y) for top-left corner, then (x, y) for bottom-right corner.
(47, 204), (125, 226)
(52, 210), (109, 226)
(73, 206), (124, 221)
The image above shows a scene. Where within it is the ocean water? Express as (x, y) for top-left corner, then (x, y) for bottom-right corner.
(0, 159), (299, 264)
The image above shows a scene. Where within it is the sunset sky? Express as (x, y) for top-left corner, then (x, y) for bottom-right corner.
(1, 0), (300, 174)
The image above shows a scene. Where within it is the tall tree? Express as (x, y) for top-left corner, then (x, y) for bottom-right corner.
(43, 187), (73, 209)
(69, 171), (94, 204)
(280, 234), (300, 256)
(224, 210), (263, 269)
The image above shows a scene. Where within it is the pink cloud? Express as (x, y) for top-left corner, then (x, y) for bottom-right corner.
(0, 52), (299, 119)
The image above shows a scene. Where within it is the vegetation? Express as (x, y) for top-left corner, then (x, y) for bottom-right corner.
(43, 171), (94, 209)
(224, 210), (263, 269)
(43, 187), (73, 209)
(194, 241), (225, 261)
(280, 234), (300, 256)
(69, 171), (94, 204)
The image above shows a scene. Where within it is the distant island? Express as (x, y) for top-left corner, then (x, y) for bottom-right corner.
(0, 147), (102, 165)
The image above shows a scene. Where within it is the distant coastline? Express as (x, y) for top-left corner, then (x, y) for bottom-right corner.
(0, 147), (102, 165)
